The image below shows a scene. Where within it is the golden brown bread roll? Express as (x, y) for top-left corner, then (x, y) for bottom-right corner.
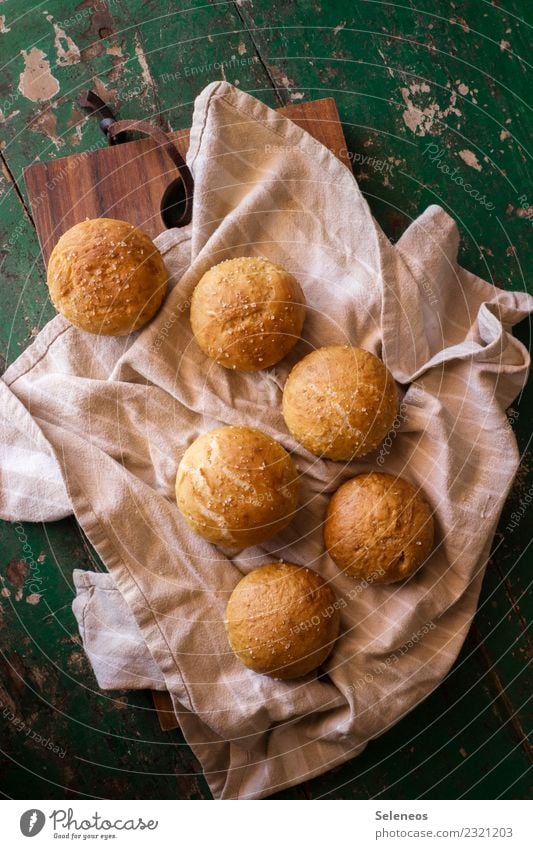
(175, 426), (299, 548)
(225, 562), (340, 679)
(324, 472), (434, 583)
(282, 345), (398, 460)
(47, 218), (167, 335)
(190, 256), (306, 371)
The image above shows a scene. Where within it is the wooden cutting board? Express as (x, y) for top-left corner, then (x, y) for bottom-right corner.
(23, 96), (351, 731)
(25, 98), (351, 265)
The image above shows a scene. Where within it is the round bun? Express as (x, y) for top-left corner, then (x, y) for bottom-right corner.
(324, 472), (434, 583)
(190, 257), (306, 371)
(225, 563), (340, 679)
(175, 426), (299, 548)
(282, 345), (398, 460)
(47, 218), (167, 335)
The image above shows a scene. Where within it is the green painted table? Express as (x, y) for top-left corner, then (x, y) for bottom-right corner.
(0, 0), (531, 800)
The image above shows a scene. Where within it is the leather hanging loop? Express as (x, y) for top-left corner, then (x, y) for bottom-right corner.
(106, 119), (193, 226)
(78, 91), (194, 227)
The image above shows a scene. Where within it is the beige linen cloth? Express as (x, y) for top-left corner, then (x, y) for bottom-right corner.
(1, 82), (532, 799)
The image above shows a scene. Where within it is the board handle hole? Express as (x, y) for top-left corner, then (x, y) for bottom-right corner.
(160, 178), (189, 228)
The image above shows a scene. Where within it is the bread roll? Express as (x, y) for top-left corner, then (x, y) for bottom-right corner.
(190, 256), (306, 371)
(175, 426), (299, 548)
(282, 345), (398, 460)
(324, 472), (434, 583)
(47, 218), (167, 335)
(225, 562), (340, 679)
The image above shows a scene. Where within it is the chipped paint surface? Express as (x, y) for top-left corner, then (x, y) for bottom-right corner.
(450, 16), (470, 33)
(0, 684), (17, 716)
(18, 48), (60, 102)
(400, 84), (461, 136)
(26, 593), (41, 605)
(91, 76), (119, 104)
(30, 107), (64, 149)
(268, 64), (298, 95)
(5, 559), (28, 587)
(69, 123), (83, 145)
(377, 47), (395, 78)
(458, 149), (482, 171)
(134, 32), (154, 94)
(51, 20), (81, 66)
(0, 15), (10, 33)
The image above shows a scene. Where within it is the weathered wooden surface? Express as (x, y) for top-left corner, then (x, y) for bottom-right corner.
(0, 0), (531, 800)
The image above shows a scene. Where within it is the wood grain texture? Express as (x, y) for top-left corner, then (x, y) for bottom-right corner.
(151, 691), (180, 731)
(24, 99), (349, 263)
